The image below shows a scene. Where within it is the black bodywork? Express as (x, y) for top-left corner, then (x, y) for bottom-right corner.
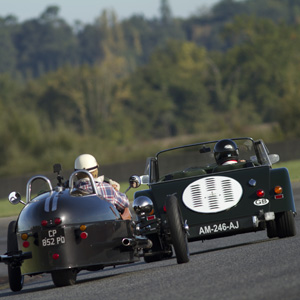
(0, 169), (154, 291)
(132, 137), (297, 263)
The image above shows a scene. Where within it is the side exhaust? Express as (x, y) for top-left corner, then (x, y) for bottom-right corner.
(122, 236), (152, 249)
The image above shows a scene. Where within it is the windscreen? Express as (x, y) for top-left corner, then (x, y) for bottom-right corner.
(155, 138), (256, 180)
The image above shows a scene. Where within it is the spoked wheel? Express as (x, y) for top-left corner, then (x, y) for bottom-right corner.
(51, 269), (77, 287)
(7, 221), (24, 292)
(165, 195), (189, 264)
(276, 211), (296, 238)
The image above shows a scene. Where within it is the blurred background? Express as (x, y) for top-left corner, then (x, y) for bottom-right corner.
(0, 0), (299, 189)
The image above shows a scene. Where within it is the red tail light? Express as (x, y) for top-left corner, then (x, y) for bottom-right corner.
(41, 220), (48, 227)
(80, 232), (88, 239)
(54, 218), (62, 225)
(52, 253), (59, 260)
(23, 241), (30, 248)
(256, 189), (265, 197)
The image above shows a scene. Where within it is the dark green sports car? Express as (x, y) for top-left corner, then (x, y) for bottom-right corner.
(132, 137), (297, 263)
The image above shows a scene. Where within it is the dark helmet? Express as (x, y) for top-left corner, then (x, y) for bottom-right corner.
(214, 139), (239, 165)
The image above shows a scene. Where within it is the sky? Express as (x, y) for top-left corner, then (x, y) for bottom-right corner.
(0, 0), (221, 24)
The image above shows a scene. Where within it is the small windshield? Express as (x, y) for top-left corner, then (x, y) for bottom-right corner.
(155, 138), (256, 180)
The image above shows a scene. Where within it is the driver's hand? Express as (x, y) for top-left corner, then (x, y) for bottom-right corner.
(109, 180), (120, 191)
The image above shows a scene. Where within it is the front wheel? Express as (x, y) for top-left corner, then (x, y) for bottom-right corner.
(166, 195), (189, 264)
(276, 211), (296, 238)
(7, 221), (24, 292)
(51, 269), (77, 287)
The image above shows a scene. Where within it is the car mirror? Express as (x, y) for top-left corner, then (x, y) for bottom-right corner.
(129, 175), (149, 188)
(129, 175), (142, 188)
(8, 191), (23, 205)
(269, 154), (280, 164)
(140, 175), (149, 184)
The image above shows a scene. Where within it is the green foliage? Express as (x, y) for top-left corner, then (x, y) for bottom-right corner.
(13, 6), (78, 78)
(0, 21), (17, 74)
(0, 0), (300, 176)
(220, 16), (300, 134)
(125, 40), (213, 138)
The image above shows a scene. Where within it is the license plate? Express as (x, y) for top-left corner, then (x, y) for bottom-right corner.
(199, 221), (239, 235)
(41, 228), (66, 247)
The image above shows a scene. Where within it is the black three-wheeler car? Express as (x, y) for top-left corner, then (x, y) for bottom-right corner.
(0, 167), (189, 292)
(130, 137), (297, 263)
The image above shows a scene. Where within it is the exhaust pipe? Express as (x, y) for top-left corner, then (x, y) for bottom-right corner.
(122, 238), (135, 246)
(122, 237), (152, 249)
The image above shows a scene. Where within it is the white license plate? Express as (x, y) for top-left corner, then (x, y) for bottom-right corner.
(41, 228), (66, 247)
(199, 221), (239, 235)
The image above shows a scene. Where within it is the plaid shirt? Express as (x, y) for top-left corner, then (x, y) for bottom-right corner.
(75, 179), (129, 212)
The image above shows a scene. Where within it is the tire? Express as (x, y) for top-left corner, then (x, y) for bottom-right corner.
(165, 195), (189, 264)
(51, 269), (77, 287)
(266, 220), (278, 238)
(7, 221), (24, 292)
(276, 211), (296, 238)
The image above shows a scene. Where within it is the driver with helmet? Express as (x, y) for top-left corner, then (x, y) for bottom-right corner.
(213, 139), (240, 165)
(74, 154), (131, 220)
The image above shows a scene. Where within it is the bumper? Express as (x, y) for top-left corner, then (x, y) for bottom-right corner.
(188, 212), (275, 241)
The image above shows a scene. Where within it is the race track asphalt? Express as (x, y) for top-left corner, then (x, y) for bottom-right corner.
(1, 182), (299, 290)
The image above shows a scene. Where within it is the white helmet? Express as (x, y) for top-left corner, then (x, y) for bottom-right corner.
(74, 154), (98, 172)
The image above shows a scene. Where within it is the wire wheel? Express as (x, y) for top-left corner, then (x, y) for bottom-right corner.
(166, 195), (189, 264)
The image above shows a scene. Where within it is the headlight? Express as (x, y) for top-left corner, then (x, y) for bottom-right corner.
(133, 196), (153, 216)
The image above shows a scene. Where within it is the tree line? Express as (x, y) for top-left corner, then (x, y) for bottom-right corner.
(0, 0), (300, 176)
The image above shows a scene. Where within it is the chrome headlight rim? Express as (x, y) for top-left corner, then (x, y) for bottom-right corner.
(133, 196), (153, 216)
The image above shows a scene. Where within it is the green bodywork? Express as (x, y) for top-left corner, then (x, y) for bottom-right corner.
(134, 138), (296, 242)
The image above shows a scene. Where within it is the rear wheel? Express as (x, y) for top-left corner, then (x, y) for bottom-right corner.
(276, 211), (296, 238)
(7, 221), (24, 292)
(51, 269), (77, 287)
(166, 195), (189, 264)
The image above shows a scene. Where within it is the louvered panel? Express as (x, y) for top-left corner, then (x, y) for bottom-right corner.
(182, 176), (243, 213)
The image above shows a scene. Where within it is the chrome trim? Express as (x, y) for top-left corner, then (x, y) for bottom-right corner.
(26, 175), (53, 203)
